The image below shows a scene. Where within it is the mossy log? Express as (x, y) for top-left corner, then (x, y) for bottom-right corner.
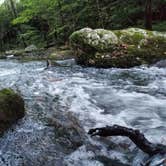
(70, 28), (166, 68)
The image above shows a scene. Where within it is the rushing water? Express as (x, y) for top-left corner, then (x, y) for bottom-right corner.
(0, 59), (165, 166)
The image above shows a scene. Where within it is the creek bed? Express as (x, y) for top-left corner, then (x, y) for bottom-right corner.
(0, 60), (165, 166)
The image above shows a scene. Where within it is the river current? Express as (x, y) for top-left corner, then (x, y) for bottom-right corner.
(0, 60), (165, 166)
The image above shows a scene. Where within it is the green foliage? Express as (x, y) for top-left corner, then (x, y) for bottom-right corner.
(153, 21), (166, 32)
(0, 0), (165, 50)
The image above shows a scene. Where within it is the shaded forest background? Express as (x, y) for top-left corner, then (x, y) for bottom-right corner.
(0, 0), (166, 51)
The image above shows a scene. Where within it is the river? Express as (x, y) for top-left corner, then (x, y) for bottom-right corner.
(0, 59), (165, 166)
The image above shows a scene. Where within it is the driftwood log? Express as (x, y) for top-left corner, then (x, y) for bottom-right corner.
(88, 125), (166, 156)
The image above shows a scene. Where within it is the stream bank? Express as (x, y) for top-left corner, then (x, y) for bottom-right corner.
(0, 45), (74, 62)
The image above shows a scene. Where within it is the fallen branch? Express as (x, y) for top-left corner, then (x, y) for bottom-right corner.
(88, 125), (166, 156)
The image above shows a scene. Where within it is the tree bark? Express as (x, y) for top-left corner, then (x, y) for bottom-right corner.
(145, 0), (152, 30)
(88, 125), (166, 156)
(8, 0), (17, 18)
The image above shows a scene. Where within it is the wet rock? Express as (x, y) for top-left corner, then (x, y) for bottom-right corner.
(55, 59), (76, 67)
(46, 111), (86, 153)
(70, 28), (166, 68)
(48, 49), (74, 60)
(25, 44), (38, 52)
(46, 59), (76, 68)
(153, 59), (166, 68)
(0, 88), (25, 135)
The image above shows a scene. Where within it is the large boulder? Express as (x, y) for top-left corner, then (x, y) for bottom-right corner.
(70, 28), (166, 68)
(0, 89), (25, 135)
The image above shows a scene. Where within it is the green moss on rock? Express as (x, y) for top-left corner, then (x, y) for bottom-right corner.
(70, 28), (166, 68)
(70, 28), (119, 52)
(0, 88), (25, 135)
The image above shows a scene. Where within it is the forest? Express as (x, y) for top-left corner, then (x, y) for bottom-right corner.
(0, 0), (166, 50)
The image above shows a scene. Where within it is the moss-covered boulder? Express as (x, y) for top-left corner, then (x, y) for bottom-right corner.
(70, 28), (166, 68)
(0, 89), (25, 135)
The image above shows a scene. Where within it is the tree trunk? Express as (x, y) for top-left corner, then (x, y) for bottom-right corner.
(8, 0), (27, 47)
(8, 0), (17, 18)
(145, 0), (152, 30)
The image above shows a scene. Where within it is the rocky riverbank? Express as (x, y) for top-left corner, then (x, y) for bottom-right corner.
(0, 45), (74, 62)
(70, 28), (166, 68)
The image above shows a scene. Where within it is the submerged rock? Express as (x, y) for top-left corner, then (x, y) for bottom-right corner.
(46, 111), (86, 153)
(70, 28), (166, 68)
(0, 89), (25, 135)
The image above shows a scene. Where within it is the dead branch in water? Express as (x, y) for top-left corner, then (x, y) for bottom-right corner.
(88, 125), (166, 156)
